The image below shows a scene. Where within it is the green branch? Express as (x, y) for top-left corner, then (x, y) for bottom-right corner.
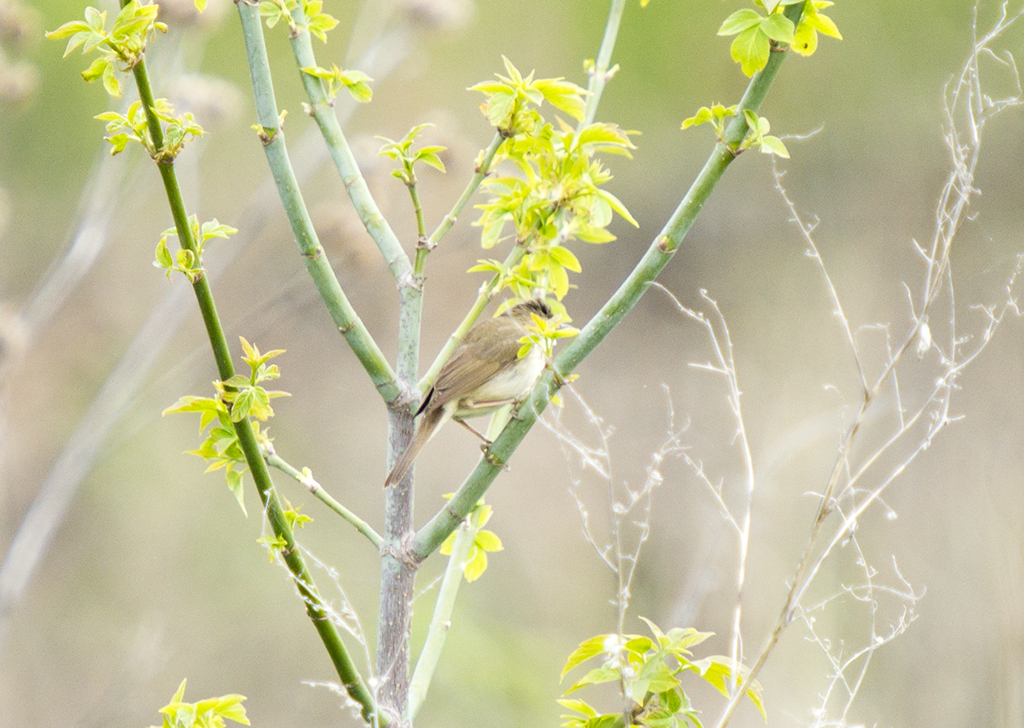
(290, 11), (507, 393)
(288, 3), (410, 281)
(409, 182), (427, 245)
(266, 450), (383, 549)
(284, 3), (461, 391)
(581, 0), (628, 127)
(286, 3), (422, 385)
(235, 421), (379, 726)
(235, 1), (400, 404)
(120, 11), (382, 724)
(413, 3), (805, 560)
(126, 56), (233, 381)
(420, 131), (504, 269)
(406, 522), (477, 721)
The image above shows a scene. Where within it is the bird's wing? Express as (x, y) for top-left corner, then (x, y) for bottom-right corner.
(427, 317), (524, 411)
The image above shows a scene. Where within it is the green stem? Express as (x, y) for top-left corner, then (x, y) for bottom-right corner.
(406, 522), (476, 721)
(283, 4), (423, 396)
(129, 20), (381, 726)
(288, 3), (410, 280)
(129, 55), (234, 379)
(425, 132), (504, 250)
(412, 3), (805, 560)
(409, 176), (430, 282)
(235, 0), (400, 405)
(266, 451), (383, 549)
(581, 0), (628, 127)
(236, 422), (380, 725)
(408, 178), (427, 243)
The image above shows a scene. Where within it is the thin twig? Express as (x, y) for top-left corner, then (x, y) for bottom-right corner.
(712, 7), (1024, 725)
(265, 451), (382, 549)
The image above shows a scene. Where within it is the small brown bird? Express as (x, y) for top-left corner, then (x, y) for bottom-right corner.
(384, 299), (554, 487)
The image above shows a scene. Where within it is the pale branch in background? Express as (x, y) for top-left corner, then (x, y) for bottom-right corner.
(544, 382), (690, 721)
(771, 164), (867, 391)
(543, 382), (685, 632)
(652, 284), (758, 694)
(711, 5), (1024, 726)
(800, 552), (921, 726)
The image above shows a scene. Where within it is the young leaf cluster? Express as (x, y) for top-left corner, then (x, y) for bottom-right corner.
(149, 679), (249, 728)
(439, 499), (503, 583)
(300, 64), (373, 104)
(154, 216), (236, 283)
(282, 502), (312, 531)
(96, 98), (203, 160)
(161, 394), (250, 514)
(469, 56), (588, 137)
(162, 339), (288, 515)
(680, 104), (737, 141)
(377, 123), (447, 186)
(738, 109), (789, 157)
(718, 0), (840, 77)
(260, 0), (339, 43)
(469, 59), (638, 306)
(559, 619), (766, 728)
(791, 1), (842, 56)
(680, 105), (788, 158)
(217, 338), (290, 424)
(45, 1), (166, 98)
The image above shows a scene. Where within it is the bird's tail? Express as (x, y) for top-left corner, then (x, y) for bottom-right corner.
(384, 407), (446, 487)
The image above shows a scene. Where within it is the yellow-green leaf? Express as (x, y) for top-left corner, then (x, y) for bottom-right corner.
(475, 529), (503, 552)
(692, 655), (767, 721)
(549, 246), (581, 272)
(595, 188), (638, 227)
(463, 547), (488, 582)
(561, 634), (614, 680)
(485, 91), (515, 127)
(760, 135), (790, 158)
(731, 26), (770, 77)
(792, 19), (818, 55)
(807, 5), (842, 38)
(760, 12), (794, 44)
(718, 8), (762, 36)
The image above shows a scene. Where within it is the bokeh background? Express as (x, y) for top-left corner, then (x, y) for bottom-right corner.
(1, 0), (1023, 725)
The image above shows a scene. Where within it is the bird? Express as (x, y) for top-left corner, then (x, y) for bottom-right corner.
(384, 299), (554, 487)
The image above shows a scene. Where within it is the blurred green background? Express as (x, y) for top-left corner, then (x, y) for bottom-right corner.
(1, 0), (1023, 726)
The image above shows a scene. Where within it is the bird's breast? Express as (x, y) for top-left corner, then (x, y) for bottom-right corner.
(451, 346), (545, 418)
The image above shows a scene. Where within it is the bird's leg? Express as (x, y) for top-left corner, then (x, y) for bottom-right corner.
(455, 418), (492, 444)
(451, 417), (509, 469)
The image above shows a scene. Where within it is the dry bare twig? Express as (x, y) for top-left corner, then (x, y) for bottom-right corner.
(708, 4), (1024, 726)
